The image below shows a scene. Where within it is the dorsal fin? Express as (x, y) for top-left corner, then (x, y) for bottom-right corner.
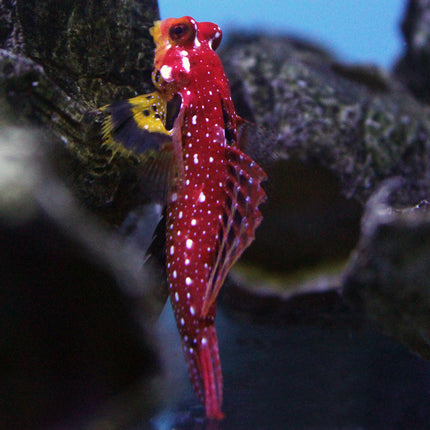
(201, 146), (266, 316)
(100, 92), (177, 203)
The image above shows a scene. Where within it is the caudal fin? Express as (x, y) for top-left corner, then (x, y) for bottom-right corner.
(182, 325), (224, 420)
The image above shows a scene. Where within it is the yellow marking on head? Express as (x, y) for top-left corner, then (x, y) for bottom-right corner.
(150, 20), (162, 46)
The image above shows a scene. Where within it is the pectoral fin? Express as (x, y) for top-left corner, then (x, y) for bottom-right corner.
(100, 92), (176, 203)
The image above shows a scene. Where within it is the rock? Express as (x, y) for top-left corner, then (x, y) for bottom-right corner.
(343, 179), (430, 359)
(220, 22), (430, 357)
(395, 0), (430, 104)
(0, 1), (164, 428)
(0, 127), (160, 428)
(222, 35), (430, 204)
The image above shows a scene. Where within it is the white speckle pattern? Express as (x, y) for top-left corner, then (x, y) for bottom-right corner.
(158, 15), (267, 420)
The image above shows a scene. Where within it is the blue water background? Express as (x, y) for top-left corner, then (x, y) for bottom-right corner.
(159, 0), (405, 68)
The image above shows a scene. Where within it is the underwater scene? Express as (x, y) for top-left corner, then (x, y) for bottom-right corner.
(1, 1), (430, 429)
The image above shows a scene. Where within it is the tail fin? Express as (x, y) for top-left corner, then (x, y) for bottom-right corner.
(182, 325), (224, 420)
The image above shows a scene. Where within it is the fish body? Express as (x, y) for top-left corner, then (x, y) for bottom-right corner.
(101, 16), (266, 420)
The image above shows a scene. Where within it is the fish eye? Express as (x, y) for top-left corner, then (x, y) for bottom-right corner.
(169, 23), (190, 41)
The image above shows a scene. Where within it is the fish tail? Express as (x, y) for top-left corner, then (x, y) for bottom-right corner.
(182, 325), (224, 420)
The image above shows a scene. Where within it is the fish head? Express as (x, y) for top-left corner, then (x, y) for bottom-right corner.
(150, 17), (223, 94)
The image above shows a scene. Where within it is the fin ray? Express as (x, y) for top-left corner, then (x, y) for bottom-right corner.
(201, 146), (266, 316)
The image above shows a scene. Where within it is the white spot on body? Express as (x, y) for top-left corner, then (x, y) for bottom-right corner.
(170, 246), (174, 255)
(185, 258), (190, 265)
(190, 305), (195, 315)
(180, 318), (185, 326)
(171, 192), (178, 202)
(178, 211), (183, 219)
(173, 270), (177, 279)
(191, 219), (197, 226)
(182, 56), (191, 73)
(201, 337), (207, 345)
(198, 192), (206, 202)
(186, 277), (193, 286)
(175, 292), (179, 302)
(209, 156), (214, 163)
(160, 65), (172, 81)
(186, 239), (193, 249)
(192, 115), (197, 125)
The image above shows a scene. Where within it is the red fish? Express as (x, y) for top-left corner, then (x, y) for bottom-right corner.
(101, 16), (266, 420)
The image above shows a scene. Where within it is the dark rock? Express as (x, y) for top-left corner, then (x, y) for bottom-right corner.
(395, 0), (430, 104)
(0, 1), (164, 428)
(0, 0), (158, 106)
(0, 129), (160, 428)
(343, 178), (430, 359)
(0, 0), (161, 222)
(220, 25), (430, 358)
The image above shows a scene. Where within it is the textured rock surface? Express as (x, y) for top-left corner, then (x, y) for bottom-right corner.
(0, 1), (163, 428)
(223, 36), (430, 205)
(0, 0), (160, 220)
(219, 1), (430, 359)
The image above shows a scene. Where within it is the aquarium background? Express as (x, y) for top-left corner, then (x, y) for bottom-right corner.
(159, 0), (405, 68)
